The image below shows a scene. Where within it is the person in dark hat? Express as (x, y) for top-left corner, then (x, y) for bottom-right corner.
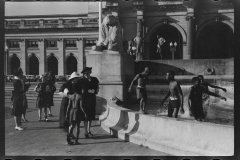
(80, 67), (99, 138)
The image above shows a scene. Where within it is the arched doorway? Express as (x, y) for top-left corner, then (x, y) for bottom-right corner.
(29, 55), (39, 75)
(10, 54), (20, 75)
(47, 55), (58, 75)
(149, 24), (183, 60)
(66, 54), (77, 75)
(196, 22), (234, 59)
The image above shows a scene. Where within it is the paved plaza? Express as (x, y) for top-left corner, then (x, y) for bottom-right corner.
(5, 100), (171, 156)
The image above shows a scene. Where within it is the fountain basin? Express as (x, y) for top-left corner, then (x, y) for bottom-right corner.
(100, 101), (234, 156)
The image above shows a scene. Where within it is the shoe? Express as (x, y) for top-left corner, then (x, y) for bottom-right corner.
(88, 131), (94, 137)
(70, 135), (76, 139)
(22, 118), (28, 122)
(45, 118), (49, 122)
(84, 133), (89, 138)
(75, 141), (80, 145)
(139, 110), (147, 114)
(66, 141), (74, 145)
(49, 114), (53, 117)
(15, 126), (24, 131)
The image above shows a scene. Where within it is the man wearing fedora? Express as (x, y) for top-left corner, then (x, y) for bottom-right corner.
(81, 67), (99, 138)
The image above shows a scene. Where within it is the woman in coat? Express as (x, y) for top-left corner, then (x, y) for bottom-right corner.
(12, 68), (25, 130)
(81, 67), (99, 137)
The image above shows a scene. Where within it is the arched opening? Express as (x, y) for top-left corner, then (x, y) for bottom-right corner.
(149, 24), (183, 60)
(196, 22), (234, 59)
(10, 55), (20, 75)
(66, 54), (77, 75)
(29, 55), (39, 75)
(47, 55), (58, 75)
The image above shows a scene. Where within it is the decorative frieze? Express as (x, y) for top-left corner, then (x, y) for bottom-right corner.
(25, 20), (40, 26)
(43, 19), (59, 25)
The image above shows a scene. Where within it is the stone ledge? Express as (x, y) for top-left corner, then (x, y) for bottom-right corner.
(99, 101), (234, 156)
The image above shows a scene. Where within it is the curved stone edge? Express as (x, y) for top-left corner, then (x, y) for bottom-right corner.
(99, 101), (234, 156)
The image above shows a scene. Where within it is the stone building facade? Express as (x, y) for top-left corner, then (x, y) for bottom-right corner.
(5, 14), (99, 77)
(4, 0), (234, 77)
(104, 0), (234, 60)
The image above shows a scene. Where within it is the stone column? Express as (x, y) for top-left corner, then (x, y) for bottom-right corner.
(4, 40), (8, 75)
(39, 39), (46, 75)
(184, 16), (195, 59)
(20, 39), (27, 75)
(58, 39), (65, 76)
(77, 38), (85, 74)
(136, 18), (143, 35)
(99, 2), (102, 39)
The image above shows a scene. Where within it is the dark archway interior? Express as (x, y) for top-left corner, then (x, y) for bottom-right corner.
(150, 24), (183, 60)
(29, 55), (39, 75)
(48, 55), (58, 75)
(66, 55), (77, 75)
(10, 55), (20, 75)
(196, 22), (234, 59)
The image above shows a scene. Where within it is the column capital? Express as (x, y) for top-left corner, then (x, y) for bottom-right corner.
(58, 38), (63, 42)
(77, 38), (83, 41)
(38, 39), (44, 42)
(186, 16), (195, 21)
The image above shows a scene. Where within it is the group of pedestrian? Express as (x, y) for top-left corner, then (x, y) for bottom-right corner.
(128, 67), (227, 121)
(34, 71), (56, 122)
(58, 67), (99, 145)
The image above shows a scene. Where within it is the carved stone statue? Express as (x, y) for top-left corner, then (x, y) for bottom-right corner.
(156, 35), (166, 59)
(134, 31), (143, 61)
(92, 14), (123, 52)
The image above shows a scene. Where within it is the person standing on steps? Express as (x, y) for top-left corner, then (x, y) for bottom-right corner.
(159, 71), (184, 118)
(128, 67), (150, 114)
(81, 67), (99, 138)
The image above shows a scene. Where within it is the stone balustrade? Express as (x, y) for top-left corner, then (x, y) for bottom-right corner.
(5, 75), (69, 82)
(5, 17), (98, 29)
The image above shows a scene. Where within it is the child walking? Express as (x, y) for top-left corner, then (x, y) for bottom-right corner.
(65, 80), (87, 145)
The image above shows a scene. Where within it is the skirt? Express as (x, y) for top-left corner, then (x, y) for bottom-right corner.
(69, 108), (86, 123)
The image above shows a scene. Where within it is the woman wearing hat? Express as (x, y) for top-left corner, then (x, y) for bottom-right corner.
(81, 67), (99, 137)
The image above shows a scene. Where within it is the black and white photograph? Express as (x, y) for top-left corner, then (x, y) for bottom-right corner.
(2, 0), (237, 159)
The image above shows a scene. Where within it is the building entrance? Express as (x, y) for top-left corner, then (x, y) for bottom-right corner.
(196, 22), (234, 59)
(66, 54), (77, 75)
(29, 55), (39, 75)
(149, 24), (183, 60)
(47, 55), (58, 75)
(10, 55), (20, 75)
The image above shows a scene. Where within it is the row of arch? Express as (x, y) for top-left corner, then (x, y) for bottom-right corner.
(9, 53), (78, 75)
(146, 19), (234, 60)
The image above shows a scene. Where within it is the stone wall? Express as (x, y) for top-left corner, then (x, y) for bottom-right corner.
(135, 58), (234, 76)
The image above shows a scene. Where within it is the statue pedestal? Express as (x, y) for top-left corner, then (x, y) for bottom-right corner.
(86, 50), (135, 114)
